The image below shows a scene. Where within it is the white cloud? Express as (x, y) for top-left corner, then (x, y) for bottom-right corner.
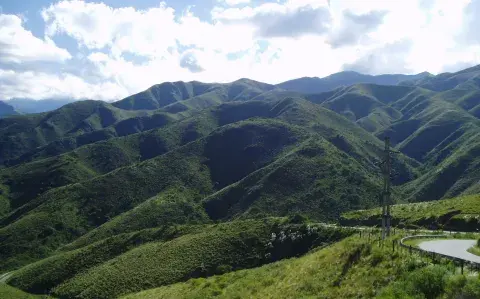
(0, 14), (71, 64)
(327, 10), (388, 48)
(1, 0), (480, 101)
(212, 0), (332, 38)
(0, 69), (127, 101)
(220, 0), (250, 6)
(42, 1), (178, 58)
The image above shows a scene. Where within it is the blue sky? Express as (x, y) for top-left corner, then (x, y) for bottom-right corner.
(0, 0), (479, 101)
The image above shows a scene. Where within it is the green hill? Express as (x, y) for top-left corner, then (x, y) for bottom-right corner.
(0, 101), (142, 164)
(121, 234), (480, 299)
(341, 194), (480, 231)
(400, 65), (480, 92)
(277, 71), (429, 94)
(0, 97), (420, 271)
(3, 65), (480, 298)
(113, 79), (277, 110)
(8, 219), (352, 298)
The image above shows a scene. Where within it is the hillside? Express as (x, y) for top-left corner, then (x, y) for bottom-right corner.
(0, 100), (144, 164)
(2, 65), (480, 298)
(0, 101), (19, 118)
(300, 80), (480, 203)
(400, 65), (480, 92)
(7, 219), (353, 298)
(1, 102), (410, 270)
(113, 79), (277, 110)
(277, 71), (430, 94)
(122, 234), (480, 299)
(341, 194), (480, 231)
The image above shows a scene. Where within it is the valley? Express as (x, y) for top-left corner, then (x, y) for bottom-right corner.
(1, 65), (480, 298)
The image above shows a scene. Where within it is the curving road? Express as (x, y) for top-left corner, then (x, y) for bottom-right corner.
(417, 239), (480, 263)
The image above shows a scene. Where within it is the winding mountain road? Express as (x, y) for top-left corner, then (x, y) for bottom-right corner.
(417, 239), (480, 263)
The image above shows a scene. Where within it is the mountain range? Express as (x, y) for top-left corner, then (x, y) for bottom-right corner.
(0, 70), (431, 117)
(1, 65), (480, 298)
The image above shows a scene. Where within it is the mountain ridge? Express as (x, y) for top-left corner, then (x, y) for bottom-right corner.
(2, 64), (480, 298)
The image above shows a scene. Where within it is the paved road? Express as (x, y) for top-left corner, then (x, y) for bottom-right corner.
(418, 239), (480, 263)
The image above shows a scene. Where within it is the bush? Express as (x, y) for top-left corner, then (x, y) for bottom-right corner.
(287, 214), (308, 224)
(378, 265), (448, 299)
(410, 265), (448, 299)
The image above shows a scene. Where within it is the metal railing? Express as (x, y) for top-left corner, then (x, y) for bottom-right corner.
(399, 235), (480, 274)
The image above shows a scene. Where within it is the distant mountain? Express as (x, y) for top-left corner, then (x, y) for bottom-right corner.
(3, 64), (480, 298)
(0, 101), (19, 117)
(113, 79), (278, 110)
(7, 98), (76, 114)
(277, 71), (431, 94)
(399, 64), (480, 91)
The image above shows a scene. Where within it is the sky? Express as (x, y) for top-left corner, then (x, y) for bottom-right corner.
(0, 0), (480, 101)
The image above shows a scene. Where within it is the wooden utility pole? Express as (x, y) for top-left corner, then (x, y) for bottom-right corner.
(381, 137), (392, 240)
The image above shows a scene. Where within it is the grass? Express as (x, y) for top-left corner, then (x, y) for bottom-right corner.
(2, 70), (480, 299)
(2, 98), (417, 271)
(0, 118), (305, 270)
(121, 233), (480, 299)
(14, 219), (351, 298)
(467, 239), (480, 257)
(0, 285), (50, 299)
(8, 223), (212, 294)
(0, 100), (141, 164)
(0, 108), (220, 210)
(341, 194), (480, 231)
(467, 246), (480, 257)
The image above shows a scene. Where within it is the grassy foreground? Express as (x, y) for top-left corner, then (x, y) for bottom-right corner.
(122, 234), (480, 299)
(9, 218), (352, 298)
(467, 240), (480, 257)
(341, 194), (480, 231)
(0, 284), (50, 299)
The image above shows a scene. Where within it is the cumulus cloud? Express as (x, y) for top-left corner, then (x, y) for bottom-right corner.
(212, 1), (332, 38)
(42, 1), (178, 57)
(458, 0), (480, 44)
(180, 51), (204, 73)
(327, 10), (388, 48)
(1, 0), (480, 101)
(0, 14), (71, 64)
(220, 0), (250, 6)
(342, 39), (414, 74)
(0, 69), (127, 101)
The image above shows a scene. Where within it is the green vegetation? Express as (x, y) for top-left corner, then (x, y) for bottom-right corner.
(113, 79), (276, 111)
(7, 224), (211, 294)
(2, 65), (480, 299)
(0, 285), (50, 299)
(122, 234), (480, 299)
(341, 194), (480, 231)
(467, 239), (480, 256)
(0, 100), (142, 164)
(9, 219), (352, 298)
(378, 265), (480, 299)
(2, 97), (417, 270)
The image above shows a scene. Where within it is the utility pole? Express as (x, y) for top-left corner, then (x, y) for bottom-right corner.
(381, 136), (392, 240)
